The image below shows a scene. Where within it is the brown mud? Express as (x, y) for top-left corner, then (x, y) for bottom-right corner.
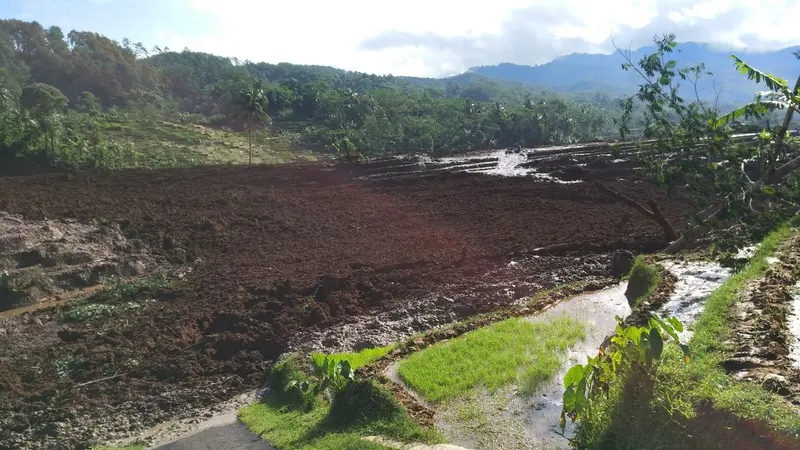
(0, 159), (687, 449)
(726, 233), (800, 403)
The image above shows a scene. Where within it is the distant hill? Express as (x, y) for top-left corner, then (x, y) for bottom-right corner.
(469, 43), (800, 107)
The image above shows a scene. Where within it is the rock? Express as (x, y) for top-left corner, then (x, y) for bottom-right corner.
(611, 250), (635, 278)
(454, 304), (476, 317)
(58, 329), (86, 342)
(762, 373), (791, 396)
(322, 337), (340, 348)
(353, 340), (377, 351)
(0, 328), (6, 335)
(388, 309), (406, 321)
(436, 295), (454, 306)
(120, 260), (146, 276)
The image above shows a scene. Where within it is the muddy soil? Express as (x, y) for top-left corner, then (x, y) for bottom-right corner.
(0, 159), (687, 449)
(727, 233), (800, 402)
(0, 212), (166, 312)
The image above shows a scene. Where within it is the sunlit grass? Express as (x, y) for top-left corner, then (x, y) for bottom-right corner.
(398, 316), (585, 403)
(575, 224), (800, 448)
(310, 345), (395, 374)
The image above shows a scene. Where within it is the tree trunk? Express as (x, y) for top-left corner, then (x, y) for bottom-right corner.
(593, 181), (678, 241)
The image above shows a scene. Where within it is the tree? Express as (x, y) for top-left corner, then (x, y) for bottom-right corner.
(617, 35), (800, 253)
(77, 91), (102, 113)
(231, 80), (271, 164)
(20, 83), (67, 154)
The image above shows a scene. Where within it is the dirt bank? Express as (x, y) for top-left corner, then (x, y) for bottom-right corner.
(0, 160), (687, 448)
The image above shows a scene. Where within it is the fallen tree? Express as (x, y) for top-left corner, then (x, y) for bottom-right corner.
(616, 35), (800, 253)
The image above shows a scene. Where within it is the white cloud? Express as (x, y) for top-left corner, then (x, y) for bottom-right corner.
(175, 0), (800, 77)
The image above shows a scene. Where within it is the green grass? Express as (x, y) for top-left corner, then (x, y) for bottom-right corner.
(575, 225), (800, 449)
(240, 381), (441, 450)
(625, 256), (662, 307)
(240, 400), (388, 450)
(102, 119), (316, 166)
(398, 316), (585, 403)
(59, 275), (171, 323)
(310, 345), (395, 374)
(92, 444), (145, 450)
(241, 357), (441, 450)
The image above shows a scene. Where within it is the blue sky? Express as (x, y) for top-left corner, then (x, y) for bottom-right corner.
(2, 0), (212, 51)
(2, 0), (799, 77)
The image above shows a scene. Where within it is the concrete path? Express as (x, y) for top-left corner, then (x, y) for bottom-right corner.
(151, 415), (275, 450)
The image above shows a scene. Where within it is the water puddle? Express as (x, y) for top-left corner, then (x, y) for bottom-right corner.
(518, 283), (630, 447)
(432, 284), (630, 449)
(658, 261), (731, 340)
(788, 282), (800, 370)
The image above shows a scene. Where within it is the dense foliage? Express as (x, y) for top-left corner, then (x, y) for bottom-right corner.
(0, 19), (617, 171)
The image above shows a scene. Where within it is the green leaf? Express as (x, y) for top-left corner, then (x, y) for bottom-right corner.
(563, 385), (578, 410)
(649, 328), (664, 359)
(731, 55), (788, 91)
(625, 326), (642, 344)
(564, 364), (585, 387)
(338, 360), (353, 379)
(321, 356), (330, 377)
(763, 186), (777, 195)
(667, 316), (684, 333)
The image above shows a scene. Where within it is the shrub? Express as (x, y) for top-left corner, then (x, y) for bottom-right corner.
(624, 257), (662, 307)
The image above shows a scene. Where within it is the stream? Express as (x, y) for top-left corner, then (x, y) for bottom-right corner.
(475, 259), (730, 449)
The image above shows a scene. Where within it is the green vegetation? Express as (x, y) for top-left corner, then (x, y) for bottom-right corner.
(624, 257), (662, 307)
(572, 225), (800, 449)
(0, 19), (620, 174)
(310, 345), (395, 374)
(0, 266), (46, 311)
(398, 316), (585, 403)
(619, 34), (800, 253)
(59, 275), (171, 323)
(240, 358), (440, 450)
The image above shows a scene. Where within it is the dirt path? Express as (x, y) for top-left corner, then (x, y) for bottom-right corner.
(152, 415), (274, 450)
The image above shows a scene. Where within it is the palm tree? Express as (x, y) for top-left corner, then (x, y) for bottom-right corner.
(234, 81), (271, 164)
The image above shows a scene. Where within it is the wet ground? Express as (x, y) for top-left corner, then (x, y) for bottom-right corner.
(0, 150), (688, 449)
(422, 284), (631, 449)
(728, 233), (800, 402)
(658, 260), (731, 339)
(417, 258), (735, 450)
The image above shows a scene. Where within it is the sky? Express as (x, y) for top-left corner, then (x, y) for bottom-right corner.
(3, 0), (800, 78)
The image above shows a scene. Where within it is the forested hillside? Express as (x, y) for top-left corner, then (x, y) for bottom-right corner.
(0, 19), (617, 173)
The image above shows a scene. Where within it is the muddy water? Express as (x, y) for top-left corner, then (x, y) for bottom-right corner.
(658, 261), (730, 340)
(518, 283), (631, 448)
(429, 284), (630, 450)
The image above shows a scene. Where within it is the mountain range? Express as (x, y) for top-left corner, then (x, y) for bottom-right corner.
(467, 42), (800, 107)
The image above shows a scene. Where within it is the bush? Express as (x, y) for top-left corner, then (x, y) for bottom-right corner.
(268, 356), (319, 411)
(326, 380), (402, 430)
(624, 257), (662, 307)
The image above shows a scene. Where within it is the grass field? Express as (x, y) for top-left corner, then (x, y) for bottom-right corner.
(398, 316), (585, 403)
(102, 119), (317, 166)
